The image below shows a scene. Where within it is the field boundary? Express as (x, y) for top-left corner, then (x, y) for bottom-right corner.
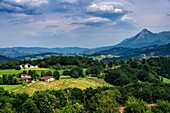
(13, 81), (38, 92)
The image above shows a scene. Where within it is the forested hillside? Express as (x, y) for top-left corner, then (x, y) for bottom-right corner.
(0, 55), (14, 64)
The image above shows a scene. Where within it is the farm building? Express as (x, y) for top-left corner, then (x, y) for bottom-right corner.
(21, 74), (31, 78)
(20, 64), (38, 68)
(41, 77), (55, 82)
(21, 74), (31, 81)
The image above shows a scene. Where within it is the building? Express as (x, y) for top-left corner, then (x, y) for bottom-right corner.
(41, 77), (55, 82)
(21, 74), (31, 81)
(21, 74), (31, 78)
(20, 64), (38, 68)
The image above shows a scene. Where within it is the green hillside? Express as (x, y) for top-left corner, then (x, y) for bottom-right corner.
(0, 55), (14, 64)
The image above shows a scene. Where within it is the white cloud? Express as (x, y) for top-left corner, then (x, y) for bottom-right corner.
(167, 12), (170, 16)
(79, 17), (111, 23)
(87, 2), (124, 14)
(121, 15), (132, 21)
(6, 0), (49, 6)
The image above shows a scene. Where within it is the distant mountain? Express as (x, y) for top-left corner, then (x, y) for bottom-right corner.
(81, 29), (170, 54)
(115, 29), (170, 48)
(0, 55), (14, 64)
(96, 43), (170, 56)
(15, 52), (60, 60)
(0, 47), (89, 57)
(101, 43), (170, 62)
(96, 47), (139, 55)
(0, 49), (37, 57)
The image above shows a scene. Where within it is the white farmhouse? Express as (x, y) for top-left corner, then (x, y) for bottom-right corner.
(20, 64), (38, 68)
(41, 77), (55, 82)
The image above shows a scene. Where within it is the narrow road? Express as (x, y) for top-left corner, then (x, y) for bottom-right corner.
(89, 78), (108, 84)
(13, 81), (38, 92)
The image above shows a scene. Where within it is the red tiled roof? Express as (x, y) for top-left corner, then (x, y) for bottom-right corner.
(21, 74), (31, 76)
(22, 77), (30, 79)
(117, 104), (157, 113)
(41, 77), (52, 80)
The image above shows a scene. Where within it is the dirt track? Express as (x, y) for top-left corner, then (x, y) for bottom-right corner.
(89, 78), (108, 84)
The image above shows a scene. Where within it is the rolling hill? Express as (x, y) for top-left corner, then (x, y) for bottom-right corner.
(0, 55), (15, 64)
(101, 43), (170, 62)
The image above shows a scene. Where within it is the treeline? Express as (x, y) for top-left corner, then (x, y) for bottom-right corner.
(105, 57), (170, 86)
(0, 75), (19, 85)
(21, 70), (61, 80)
(0, 82), (170, 112)
(0, 56), (105, 69)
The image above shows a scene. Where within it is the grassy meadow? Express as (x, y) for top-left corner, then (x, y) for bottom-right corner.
(15, 78), (106, 95)
(0, 68), (61, 76)
(0, 85), (23, 92)
(160, 76), (170, 84)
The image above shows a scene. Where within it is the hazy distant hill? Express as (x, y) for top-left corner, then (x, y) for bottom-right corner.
(0, 47), (89, 57)
(0, 55), (14, 64)
(115, 29), (170, 48)
(15, 52), (60, 60)
(101, 43), (170, 62)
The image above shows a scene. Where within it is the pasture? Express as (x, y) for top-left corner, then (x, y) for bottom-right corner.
(0, 68), (62, 76)
(0, 85), (23, 92)
(15, 78), (105, 95)
(160, 76), (170, 84)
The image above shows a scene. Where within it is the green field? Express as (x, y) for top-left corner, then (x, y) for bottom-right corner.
(15, 78), (105, 95)
(0, 85), (23, 92)
(160, 76), (170, 84)
(0, 68), (65, 76)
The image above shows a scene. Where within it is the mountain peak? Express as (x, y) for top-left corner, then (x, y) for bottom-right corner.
(140, 28), (152, 34)
(135, 28), (152, 40)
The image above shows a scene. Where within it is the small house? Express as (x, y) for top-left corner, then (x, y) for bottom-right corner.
(21, 74), (31, 78)
(20, 64), (38, 68)
(21, 74), (31, 81)
(41, 77), (55, 82)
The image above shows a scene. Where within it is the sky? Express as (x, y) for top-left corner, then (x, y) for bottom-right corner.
(0, 0), (170, 48)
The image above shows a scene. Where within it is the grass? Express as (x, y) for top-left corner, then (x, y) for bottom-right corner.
(0, 68), (60, 76)
(90, 77), (106, 82)
(159, 76), (170, 84)
(15, 78), (105, 95)
(0, 85), (23, 92)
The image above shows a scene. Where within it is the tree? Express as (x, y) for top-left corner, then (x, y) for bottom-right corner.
(32, 91), (59, 113)
(28, 70), (32, 75)
(87, 90), (120, 112)
(53, 71), (60, 80)
(2, 75), (8, 85)
(21, 99), (40, 113)
(15, 66), (21, 70)
(107, 61), (113, 68)
(130, 60), (138, 68)
(55, 63), (62, 70)
(22, 70), (27, 74)
(13, 92), (29, 112)
(41, 71), (46, 77)
(155, 100), (170, 113)
(46, 71), (52, 76)
(70, 67), (84, 78)
(124, 96), (149, 113)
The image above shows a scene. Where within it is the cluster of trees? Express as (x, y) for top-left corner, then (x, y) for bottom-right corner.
(105, 57), (169, 86)
(22, 56), (105, 69)
(0, 75), (19, 85)
(21, 70), (61, 80)
(85, 65), (102, 76)
(0, 82), (169, 112)
(0, 61), (21, 70)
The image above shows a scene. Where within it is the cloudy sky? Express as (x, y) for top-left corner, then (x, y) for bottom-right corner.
(0, 0), (170, 48)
